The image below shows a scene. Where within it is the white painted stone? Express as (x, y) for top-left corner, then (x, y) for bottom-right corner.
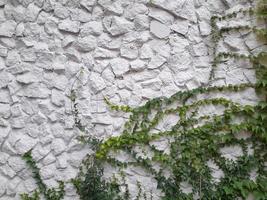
(199, 21), (211, 36)
(0, 103), (10, 119)
(130, 59), (147, 71)
(106, 1), (124, 15)
(120, 43), (139, 59)
(51, 138), (66, 155)
(51, 89), (65, 107)
(134, 15), (150, 31)
(94, 47), (117, 59)
(80, 21), (103, 36)
(0, 89), (10, 103)
(193, 42), (208, 56)
(220, 145), (243, 162)
(54, 3), (69, 19)
(0, 45), (7, 57)
(103, 16), (134, 36)
(148, 55), (166, 69)
(140, 43), (154, 59)
(110, 58), (130, 77)
(148, 7), (174, 25)
(0, 20), (16, 37)
(150, 20), (170, 39)
(16, 72), (39, 84)
(25, 3), (41, 22)
(8, 156), (26, 173)
(80, 0), (96, 11)
(58, 19), (80, 33)
(75, 36), (97, 52)
(6, 50), (20, 67)
(89, 72), (106, 93)
(20, 83), (50, 99)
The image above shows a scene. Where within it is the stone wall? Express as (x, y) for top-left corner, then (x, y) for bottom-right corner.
(0, 0), (264, 199)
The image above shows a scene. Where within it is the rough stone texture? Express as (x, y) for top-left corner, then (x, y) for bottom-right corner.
(0, 0), (263, 199)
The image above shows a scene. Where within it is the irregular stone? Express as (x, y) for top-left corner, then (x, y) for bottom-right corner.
(151, 0), (196, 22)
(98, 34), (121, 50)
(103, 16), (134, 36)
(65, 48), (81, 63)
(19, 83), (50, 98)
(75, 36), (97, 52)
(199, 21), (211, 36)
(131, 70), (159, 82)
(43, 153), (56, 166)
(148, 7), (174, 25)
(196, 6), (211, 21)
(35, 51), (54, 70)
(89, 72), (106, 93)
(120, 43), (139, 59)
(0, 89), (10, 103)
(16, 72), (39, 84)
(148, 55), (166, 69)
(56, 153), (68, 169)
(8, 156), (25, 173)
(58, 19), (80, 33)
(25, 3), (41, 22)
(70, 8), (92, 23)
(150, 20), (170, 39)
(0, 164), (16, 178)
(51, 138), (66, 155)
(130, 60), (147, 71)
(92, 114), (112, 125)
(0, 20), (16, 37)
(80, 0), (96, 12)
(169, 35), (189, 53)
(16, 23), (24, 36)
(124, 3), (148, 20)
(106, 1), (124, 15)
(110, 58), (130, 77)
(14, 134), (37, 154)
(54, 3), (69, 19)
(220, 145), (243, 162)
(0, 152), (9, 165)
(10, 116), (25, 129)
(0, 0), (7, 6)
(6, 62), (31, 75)
(40, 164), (56, 179)
(0, 71), (10, 88)
(19, 48), (37, 62)
(51, 89), (65, 107)
(134, 15), (150, 31)
(6, 50), (20, 67)
(140, 44), (153, 59)
(80, 21), (103, 36)
(0, 127), (9, 145)
(193, 42), (208, 56)
(0, 45), (7, 57)
(94, 48), (117, 59)
(170, 19), (189, 35)
(167, 52), (192, 73)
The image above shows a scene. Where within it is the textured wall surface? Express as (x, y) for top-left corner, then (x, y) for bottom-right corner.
(0, 0), (264, 199)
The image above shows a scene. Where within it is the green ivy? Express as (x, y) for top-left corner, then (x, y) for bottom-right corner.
(21, 1), (267, 199)
(20, 151), (65, 200)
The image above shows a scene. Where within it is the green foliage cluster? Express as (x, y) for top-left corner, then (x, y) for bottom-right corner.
(21, 1), (267, 200)
(20, 151), (65, 200)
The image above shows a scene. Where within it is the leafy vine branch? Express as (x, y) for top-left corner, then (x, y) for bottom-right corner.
(21, 1), (267, 200)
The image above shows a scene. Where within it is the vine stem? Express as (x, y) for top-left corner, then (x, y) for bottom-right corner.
(199, 175), (202, 200)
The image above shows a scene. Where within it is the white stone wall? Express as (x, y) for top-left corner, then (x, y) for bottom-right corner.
(0, 0), (264, 199)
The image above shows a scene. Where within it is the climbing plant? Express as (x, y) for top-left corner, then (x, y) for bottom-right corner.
(20, 151), (65, 200)
(21, 0), (267, 199)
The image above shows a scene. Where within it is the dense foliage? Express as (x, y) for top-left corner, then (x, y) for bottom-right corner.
(21, 1), (267, 200)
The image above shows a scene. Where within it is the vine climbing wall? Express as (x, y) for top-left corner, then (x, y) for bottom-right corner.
(0, 0), (266, 199)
